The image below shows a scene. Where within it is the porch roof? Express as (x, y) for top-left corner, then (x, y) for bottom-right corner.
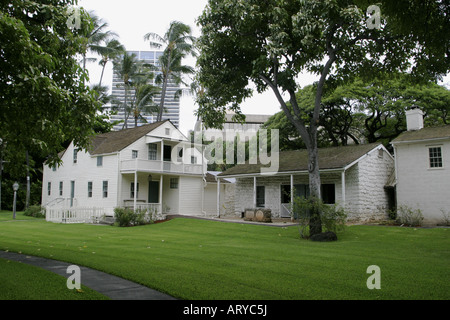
(218, 143), (383, 177)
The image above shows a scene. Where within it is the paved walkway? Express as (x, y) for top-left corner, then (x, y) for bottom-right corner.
(0, 250), (176, 300)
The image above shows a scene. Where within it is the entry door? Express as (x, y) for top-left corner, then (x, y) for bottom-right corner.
(148, 181), (159, 203)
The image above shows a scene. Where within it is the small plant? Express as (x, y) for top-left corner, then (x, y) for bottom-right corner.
(23, 205), (46, 218)
(439, 209), (450, 226)
(396, 205), (424, 227)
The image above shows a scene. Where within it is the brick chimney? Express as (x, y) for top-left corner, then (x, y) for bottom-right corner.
(405, 107), (424, 131)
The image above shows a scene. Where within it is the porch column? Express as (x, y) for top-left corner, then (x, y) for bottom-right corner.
(341, 170), (346, 208)
(253, 176), (257, 208)
(159, 175), (163, 214)
(217, 178), (221, 217)
(133, 171), (138, 212)
(290, 174), (294, 204)
(161, 139), (164, 172)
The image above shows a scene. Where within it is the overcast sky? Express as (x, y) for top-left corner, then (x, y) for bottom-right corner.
(78, 0), (306, 135)
(78, 0), (448, 136)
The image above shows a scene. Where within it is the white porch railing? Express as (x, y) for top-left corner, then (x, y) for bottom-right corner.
(120, 159), (203, 174)
(123, 201), (162, 214)
(46, 207), (105, 224)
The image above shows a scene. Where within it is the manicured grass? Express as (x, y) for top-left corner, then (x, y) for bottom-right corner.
(0, 211), (448, 300)
(0, 210), (37, 221)
(0, 258), (109, 300)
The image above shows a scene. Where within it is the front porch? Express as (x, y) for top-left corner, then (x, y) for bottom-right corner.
(120, 172), (181, 216)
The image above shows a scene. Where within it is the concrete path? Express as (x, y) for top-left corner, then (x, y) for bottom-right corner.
(0, 250), (176, 300)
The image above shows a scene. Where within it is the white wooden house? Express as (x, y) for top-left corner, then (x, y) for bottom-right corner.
(391, 108), (450, 225)
(217, 143), (395, 223)
(42, 120), (208, 221)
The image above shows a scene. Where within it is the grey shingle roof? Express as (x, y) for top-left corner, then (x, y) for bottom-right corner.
(88, 121), (167, 155)
(391, 125), (450, 144)
(218, 143), (382, 177)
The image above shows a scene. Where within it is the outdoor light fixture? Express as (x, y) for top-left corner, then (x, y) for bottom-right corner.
(12, 182), (19, 220)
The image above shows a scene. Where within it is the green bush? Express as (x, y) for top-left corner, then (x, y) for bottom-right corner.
(113, 207), (155, 227)
(23, 205), (46, 218)
(292, 196), (347, 239)
(396, 205), (424, 227)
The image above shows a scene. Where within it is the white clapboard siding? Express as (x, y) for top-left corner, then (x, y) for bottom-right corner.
(178, 176), (203, 215)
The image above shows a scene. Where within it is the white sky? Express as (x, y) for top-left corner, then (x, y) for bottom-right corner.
(78, 0), (448, 136)
(78, 0), (317, 135)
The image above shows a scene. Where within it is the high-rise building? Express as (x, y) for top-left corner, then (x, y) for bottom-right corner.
(109, 50), (180, 130)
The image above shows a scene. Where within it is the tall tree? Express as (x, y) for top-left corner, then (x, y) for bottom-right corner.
(112, 52), (160, 128)
(80, 11), (117, 71)
(0, 0), (100, 175)
(98, 39), (125, 86)
(144, 21), (196, 122)
(195, 0), (448, 236)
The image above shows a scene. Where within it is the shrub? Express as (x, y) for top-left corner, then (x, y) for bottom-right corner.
(292, 196), (347, 239)
(23, 205), (46, 218)
(113, 207), (155, 227)
(439, 209), (450, 226)
(396, 205), (424, 227)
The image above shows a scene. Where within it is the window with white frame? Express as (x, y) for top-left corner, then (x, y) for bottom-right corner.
(73, 148), (78, 163)
(429, 146), (443, 168)
(97, 156), (103, 167)
(165, 128), (170, 135)
(59, 181), (63, 196)
(132, 150), (138, 159)
(170, 178), (178, 189)
(48, 182), (51, 196)
(148, 144), (157, 160)
(102, 181), (108, 198)
(88, 181), (93, 198)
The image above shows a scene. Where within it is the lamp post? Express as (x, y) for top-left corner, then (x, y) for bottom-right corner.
(12, 182), (19, 220)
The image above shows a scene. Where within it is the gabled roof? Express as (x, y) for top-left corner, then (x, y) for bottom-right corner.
(88, 120), (168, 155)
(218, 143), (384, 177)
(391, 125), (450, 144)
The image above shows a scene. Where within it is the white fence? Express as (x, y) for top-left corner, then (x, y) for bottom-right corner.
(46, 207), (105, 224)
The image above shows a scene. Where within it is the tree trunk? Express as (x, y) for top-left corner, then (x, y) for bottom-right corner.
(99, 62), (106, 86)
(158, 75), (168, 122)
(307, 142), (322, 236)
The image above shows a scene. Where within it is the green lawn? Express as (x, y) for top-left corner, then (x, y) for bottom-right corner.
(0, 211), (448, 300)
(0, 258), (109, 300)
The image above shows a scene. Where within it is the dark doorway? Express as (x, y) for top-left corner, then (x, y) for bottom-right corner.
(148, 181), (159, 203)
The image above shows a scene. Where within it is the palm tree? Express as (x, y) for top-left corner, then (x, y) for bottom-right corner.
(113, 52), (138, 129)
(98, 39), (125, 86)
(82, 12), (117, 71)
(112, 53), (160, 128)
(144, 21), (196, 122)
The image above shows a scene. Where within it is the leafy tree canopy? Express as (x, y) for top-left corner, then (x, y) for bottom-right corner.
(0, 0), (101, 176)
